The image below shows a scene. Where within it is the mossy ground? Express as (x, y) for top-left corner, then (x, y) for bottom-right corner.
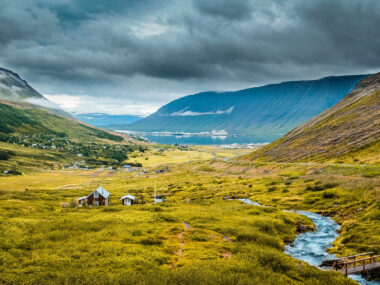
(0, 145), (378, 284)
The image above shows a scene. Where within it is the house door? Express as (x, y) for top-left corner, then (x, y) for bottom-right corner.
(124, 199), (131, 205)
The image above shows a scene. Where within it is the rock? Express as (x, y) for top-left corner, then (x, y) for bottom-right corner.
(297, 224), (314, 233)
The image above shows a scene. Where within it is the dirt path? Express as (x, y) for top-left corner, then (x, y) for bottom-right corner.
(171, 221), (233, 267)
(172, 221), (190, 268)
(231, 159), (377, 168)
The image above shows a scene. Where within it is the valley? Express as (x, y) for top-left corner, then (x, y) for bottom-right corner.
(1, 1), (379, 284)
(0, 151), (378, 284)
(0, 69), (378, 285)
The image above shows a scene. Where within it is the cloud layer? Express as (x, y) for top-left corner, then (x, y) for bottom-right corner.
(170, 106), (235, 116)
(0, 0), (379, 114)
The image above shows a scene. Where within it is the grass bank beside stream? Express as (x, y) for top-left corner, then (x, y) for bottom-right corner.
(0, 150), (377, 284)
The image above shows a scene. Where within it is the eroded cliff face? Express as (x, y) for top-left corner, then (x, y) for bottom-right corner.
(247, 73), (380, 163)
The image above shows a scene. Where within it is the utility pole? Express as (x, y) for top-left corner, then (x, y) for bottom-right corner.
(154, 179), (157, 204)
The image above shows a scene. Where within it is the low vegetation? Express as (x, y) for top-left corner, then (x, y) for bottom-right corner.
(0, 151), (378, 283)
(0, 192), (352, 284)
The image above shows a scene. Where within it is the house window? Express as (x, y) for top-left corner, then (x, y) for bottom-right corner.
(94, 192), (99, 198)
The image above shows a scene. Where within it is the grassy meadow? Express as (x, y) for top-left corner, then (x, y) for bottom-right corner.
(125, 145), (252, 167)
(1, 146), (379, 284)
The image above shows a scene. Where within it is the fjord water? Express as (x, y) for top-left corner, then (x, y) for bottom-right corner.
(126, 132), (269, 145)
(239, 200), (379, 285)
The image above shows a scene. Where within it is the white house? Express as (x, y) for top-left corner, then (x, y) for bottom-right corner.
(120, 194), (135, 206)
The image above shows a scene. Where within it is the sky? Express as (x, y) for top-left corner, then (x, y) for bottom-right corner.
(0, 0), (379, 115)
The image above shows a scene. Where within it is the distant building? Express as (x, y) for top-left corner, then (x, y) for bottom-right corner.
(120, 194), (135, 206)
(76, 186), (110, 206)
(156, 169), (165, 174)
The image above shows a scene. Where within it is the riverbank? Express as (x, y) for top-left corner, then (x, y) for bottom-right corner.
(238, 199), (379, 284)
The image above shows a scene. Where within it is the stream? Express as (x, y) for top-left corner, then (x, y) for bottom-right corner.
(238, 199), (379, 285)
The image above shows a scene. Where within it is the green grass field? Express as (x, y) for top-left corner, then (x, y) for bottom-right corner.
(0, 147), (378, 284)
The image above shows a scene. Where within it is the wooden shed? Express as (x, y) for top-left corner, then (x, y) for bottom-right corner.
(120, 194), (135, 206)
(77, 186), (110, 206)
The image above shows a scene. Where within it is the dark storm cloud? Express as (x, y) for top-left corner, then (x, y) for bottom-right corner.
(192, 0), (254, 20)
(0, 0), (379, 112)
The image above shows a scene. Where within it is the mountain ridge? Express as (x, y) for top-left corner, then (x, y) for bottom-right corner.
(245, 72), (380, 163)
(0, 67), (73, 118)
(0, 67), (125, 143)
(126, 75), (368, 141)
(74, 113), (143, 128)
(0, 67), (44, 100)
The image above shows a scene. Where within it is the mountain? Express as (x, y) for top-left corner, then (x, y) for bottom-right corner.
(245, 72), (380, 163)
(127, 75), (368, 142)
(0, 67), (71, 118)
(0, 101), (124, 143)
(0, 67), (44, 100)
(74, 113), (142, 128)
(0, 67), (123, 143)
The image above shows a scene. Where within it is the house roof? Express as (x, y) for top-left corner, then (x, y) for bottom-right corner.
(93, 186), (110, 198)
(77, 196), (88, 201)
(120, 194), (136, 200)
(77, 186), (110, 201)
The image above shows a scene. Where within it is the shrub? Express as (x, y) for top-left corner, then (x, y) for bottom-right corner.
(236, 232), (283, 250)
(306, 183), (339, 191)
(156, 214), (179, 222)
(140, 237), (163, 245)
(7, 170), (22, 175)
(101, 207), (121, 212)
(268, 186), (277, 192)
(132, 230), (143, 236)
(0, 150), (15, 161)
(199, 166), (214, 172)
(322, 191), (337, 199)
(191, 233), (210, 242)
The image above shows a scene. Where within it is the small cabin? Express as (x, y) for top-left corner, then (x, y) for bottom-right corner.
(76, 186), (110, 206)
(120, 194), (135, 206)
(77, 196), (88, 206)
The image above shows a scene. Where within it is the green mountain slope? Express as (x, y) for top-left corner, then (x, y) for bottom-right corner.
(246, 73), (380, 164)
(0, 100), (123, 143)
(0, 67), (72, 118)
(0, 67), (123, 143)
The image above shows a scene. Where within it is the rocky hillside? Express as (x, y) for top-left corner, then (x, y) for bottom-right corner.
(127, 75), (367, 141)
(0, 67), (44, 100)
(246, 73), (380, 163)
